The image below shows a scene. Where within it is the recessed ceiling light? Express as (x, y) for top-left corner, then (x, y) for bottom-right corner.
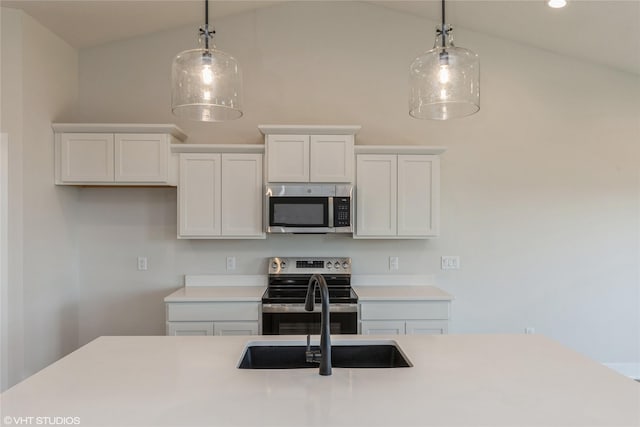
(547, 0), (567, 8)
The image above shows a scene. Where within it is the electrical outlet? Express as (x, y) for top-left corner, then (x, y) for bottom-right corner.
(389, 256), (399, 271)
(137, 256), (148, 271)
(226, 256), (236, 271)
(441, 256), (460, 271)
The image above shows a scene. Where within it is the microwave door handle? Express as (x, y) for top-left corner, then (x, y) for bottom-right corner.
(328, 197), (334, 228)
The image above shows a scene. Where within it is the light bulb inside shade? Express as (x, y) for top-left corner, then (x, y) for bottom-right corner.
(547, 0), (567, 8)
(201, 65), (214, 85)
(438, 65), (450, 84)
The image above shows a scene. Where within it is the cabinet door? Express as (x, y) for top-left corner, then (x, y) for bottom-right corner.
(309, 135), (354, 182)
(114, 134), (168, 183)
(167, 322), (214, 336)
(60, 133), (114, 182)
(221, 154), (264, 237)
(360, 321), (405, 335)
(406, 320), (448, 335)
(355, 154), (397, 236)
(266, 135), (309, 182)
(397, 155), (440, 237)
(214, 321), (259, 336)
(179, 153), (221, 237)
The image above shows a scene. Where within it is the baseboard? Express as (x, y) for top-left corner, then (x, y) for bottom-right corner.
(603, 363), (640, 379)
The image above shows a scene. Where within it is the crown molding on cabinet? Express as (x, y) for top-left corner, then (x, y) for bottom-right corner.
(52, 123), (187, 141)
(355, 145), (447, 155)
(171, 144), (264, 154)
(258, 124), (362, 136)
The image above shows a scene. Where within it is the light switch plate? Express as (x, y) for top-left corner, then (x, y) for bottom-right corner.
(226, 256), (236, 271)
(441, 256), (460, 271)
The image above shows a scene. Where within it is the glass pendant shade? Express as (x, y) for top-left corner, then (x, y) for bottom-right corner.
(409, 25), (479, 120)
(172, 44), (243, 122)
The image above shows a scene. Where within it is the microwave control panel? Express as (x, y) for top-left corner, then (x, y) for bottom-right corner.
(333, 197), (351, 227)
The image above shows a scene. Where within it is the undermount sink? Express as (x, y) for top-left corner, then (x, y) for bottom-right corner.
(238, 340), (412, 369)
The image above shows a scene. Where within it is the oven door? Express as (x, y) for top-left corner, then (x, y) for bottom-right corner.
(267, 196), (332, 233)
(262, 309), (357, 335)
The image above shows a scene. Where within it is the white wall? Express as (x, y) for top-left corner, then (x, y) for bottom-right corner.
(68, 1), (639, 372)
(0, 7), (79, 389)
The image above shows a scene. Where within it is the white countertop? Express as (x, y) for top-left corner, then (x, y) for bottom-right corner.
(164, 286), (265, 302)
(355, 285), (452, 301)
(164, 285), (451, 303)
(1, 334), (637, 427)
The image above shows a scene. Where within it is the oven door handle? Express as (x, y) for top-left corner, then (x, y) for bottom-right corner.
(262, 303), (358, 313)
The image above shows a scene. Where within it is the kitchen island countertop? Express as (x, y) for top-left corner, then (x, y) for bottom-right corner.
(1, 334), (637, 426)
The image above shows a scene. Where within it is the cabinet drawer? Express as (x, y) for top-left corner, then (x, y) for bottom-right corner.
(360, 301), (449, 320)
(406, 320), (448, 335)
(214, 321), (259, 336)
(166, 302), (259, 322)
(167, 321), (214, 336)
(360, 320), (405, 335)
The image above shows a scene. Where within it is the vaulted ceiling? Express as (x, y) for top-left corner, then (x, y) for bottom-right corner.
(2, 0), (639, 75)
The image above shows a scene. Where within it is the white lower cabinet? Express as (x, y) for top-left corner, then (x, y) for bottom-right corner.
(405, 320), (448, 335)
(166, 302), (261, 336)
(167, 321), (259, 336)
(168, 322), (214, 336)
(360, 320), (405, 335)
(359, 301), (450, 335)
(214, 321), (259, 336)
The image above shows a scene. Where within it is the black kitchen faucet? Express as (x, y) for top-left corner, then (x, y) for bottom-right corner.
(304, 274), (332, 376)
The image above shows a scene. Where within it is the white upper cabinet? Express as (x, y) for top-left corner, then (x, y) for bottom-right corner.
(60, 133), (115, 183)
(53, 124), (186, 186)
(397, 155), (440, 237)
(221, 154), (264, 237)
(179, 153), (222, 237)
(178, 151), (264, 239)
(355, 146), (445, 239)
(309, 135), (354, 182)
(265, 134), (310, 182)
(260, 125), (359, 183)
(356, 154), (397, 236)
(114, 134), (169, 182)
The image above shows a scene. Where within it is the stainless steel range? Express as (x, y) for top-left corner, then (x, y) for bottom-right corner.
(262, 257), (358, 335)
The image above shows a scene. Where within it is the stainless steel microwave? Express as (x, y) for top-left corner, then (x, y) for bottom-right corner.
(265, 184), (353, 234)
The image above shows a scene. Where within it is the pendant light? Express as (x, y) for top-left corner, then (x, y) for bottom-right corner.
(171, 0), (243, 121)
(409, 0), (479, 120)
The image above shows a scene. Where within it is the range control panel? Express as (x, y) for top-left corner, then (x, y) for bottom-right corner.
(268, 257), (352, 275)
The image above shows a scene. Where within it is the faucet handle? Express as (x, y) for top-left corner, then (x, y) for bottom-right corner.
(305, 334), (321, 364)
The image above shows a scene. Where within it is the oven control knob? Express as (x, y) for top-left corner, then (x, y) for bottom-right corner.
(342, 261), (349, 269)
(334, 262), (340, 269)
(271, 261), (278, 270)
(326, 262), (332, 269)
(281, 261), (287, 269)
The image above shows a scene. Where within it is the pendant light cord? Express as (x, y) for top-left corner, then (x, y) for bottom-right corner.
(441, 0), (447, 48)
(199, 0), (215, 51)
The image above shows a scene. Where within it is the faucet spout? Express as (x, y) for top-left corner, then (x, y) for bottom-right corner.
(305, 273), (332, 376)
